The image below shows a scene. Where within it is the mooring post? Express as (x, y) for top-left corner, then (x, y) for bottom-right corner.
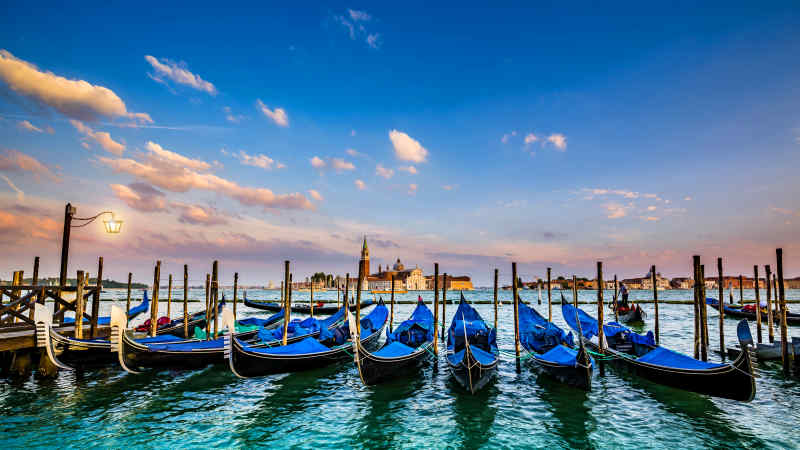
(777, 248), (789, 375)
(150, 261), (161, 337)
(538, 279), (542, 305)
(30, 257), (39, 320)
(700, 263), (708, 361)
(167, 274), (173, 319)
(597, 262), (605, 377)
(390, 274), (395, 333)
(204, 273), (211, 340)
(90, 257), (103, 338)
(547, 267), (552, 322)
(125, 272), (132, 317)
(282, 261), (290, 346)
(212, 261), (219, 339)
(356, 261), (363, 337)
(233, 272), (239, 320)
(651, 266), (659, 345)
(754, 265), (762, 344)
(337, 280), (341, 308)
(766, 265), (774, 343)
(739, 275), (744, 305)
(693, 256), (700, 359)
(441, 273), (448, 342)
(433, 263), (439, 355)
(613, 274), (619, 322)
(74, 270), (85, 339)
(717, 258), (725, 359)
(512, 262), (520, 371)
(493, 269), (499, 332)
(310, 279), (315, 318)
(183, 265), (189, 339)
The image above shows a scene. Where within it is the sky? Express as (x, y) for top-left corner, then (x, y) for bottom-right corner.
(0, 2), (799, 286)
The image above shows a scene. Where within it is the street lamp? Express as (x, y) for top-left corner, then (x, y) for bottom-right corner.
(58, 203), (123, 287)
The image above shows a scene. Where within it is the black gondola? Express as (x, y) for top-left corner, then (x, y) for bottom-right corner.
(706, 297), (800, 325)
(227, 300), (388, 378)
(36, 296), (224, 370)
(518, 298), (593, 390)
(352, 298), (434, 385)
(244, 295), (374, 315)
(562, 303), (756, 402)
(615, 304), (645, 325)
(446, 294), (499, 394)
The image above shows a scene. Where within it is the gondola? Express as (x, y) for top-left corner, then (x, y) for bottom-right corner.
(62, 289), (151, 326)
(562, 303), (756, 402)
(518, 298), (593, 390)
(615, 304), (645, 325)
(719, 322), (800, 361)
(352, 297), (434, 385)
(706, 297), (800, 325)
(447, 293), (499, 394)
(244, 295), (374, 315)
(226, 300), (388, 378)
(112, 302), (348, 373)
(36, 293), (226, 370)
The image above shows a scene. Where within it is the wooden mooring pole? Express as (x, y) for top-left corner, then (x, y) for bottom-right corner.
(283, 261), (290, 346)
(739, 275), (744, 305)
(310, 279), (315, 318)
(90, 256), (103, 338)
(597, 262), (605, 377)
(204, 273), (210, 340)
(777, 248), (789, 375)
(183, 264), (189, 339)
(693, 256), (700, 360)
(512, 262), (520, 371)
(356, 261), (363, 337)
(754, 265), (762, 344)
(613, 274), (619, 323)
(547, 267), (552, 322)
(389, 274), (395, 333)
(125, 272), (132, 317)
(700, 264), (708, 361)
(651, 266), (659, 345)
(167, 274), (173, 319)
(766, 264), (774, 343)
(493, 269), (498, 332)
(150, 261), (161, 337)
(75, 270), (85, 339)
(433, 263), (439, 355)
(212, 261), (219, 339)
(717, 258), (725, 358)
(233, 272), (239, 320)
(441, 273), (447, 342)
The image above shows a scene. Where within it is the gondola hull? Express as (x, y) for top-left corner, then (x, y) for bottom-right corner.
(228, 323), (385, 377)
(583, 339), (755, 401)
(244, 298), (374, 315)
(354, 339), (433, 385)
(525, 345), (592, 391)
(448, 345), (498, 394)
(708, 301), (800, 325)
(616, 306), (644, 325)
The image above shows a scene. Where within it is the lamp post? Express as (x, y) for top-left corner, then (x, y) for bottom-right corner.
(58, 202), (123, 287)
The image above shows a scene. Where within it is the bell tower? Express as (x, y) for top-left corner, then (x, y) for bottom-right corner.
(360, 236), (370, 280)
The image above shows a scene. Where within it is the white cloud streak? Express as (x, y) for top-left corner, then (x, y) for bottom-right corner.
(144, 55), (216, 95)
(256, 99), (288, 127)
(70, 120), (125, 155)
(389, 130), (429, 163)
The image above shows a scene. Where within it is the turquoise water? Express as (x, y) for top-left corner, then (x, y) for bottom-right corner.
(2, 288), (800, 449)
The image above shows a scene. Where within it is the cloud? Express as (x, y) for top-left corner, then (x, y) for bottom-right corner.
(501, 131), (517, 144)
(398, 165), (417, 174)
(375, 164), (394, 179)
(604, 202), (628, 219)
(0, 149), (59, 181)
(256, 99), (288, 127)
(0, 49), (152, 123)
(684, 196), (692, 201)
(174, 203), (228, 226)
(308, 189), (323, 201)
(348, 9), (371, 21)
(546, 133), (567, 150)
(346, 148), (361, 157)
(442, 185), (457, 191)
(145, 141), (210, 171)
(334, 10), (381, 48)
(524, 133), (538, 145)
(355, 179), (366, 190)
(642, 216), (660, 222)
(18, 120), (43, 133)
(1, 175), (23, 200)
(331, 158), (355, 171)
(389, 130), (429, 163)
(310, 156), (326, 169)
(647, 205), (657, 211)
(581, 188), (663, 201)
(223, 106), (244, 123)
(234, 150), (284, 170)
(408, 184), (417, 195)
(70, 120), (125, 155)
(144, 55), (216, 95)
(350, 129), (357, 136)
(98, 142), (313, 211)
(111, 182), (168, 212)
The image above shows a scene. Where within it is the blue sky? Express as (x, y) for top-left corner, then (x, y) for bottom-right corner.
(0, 2), (799, 285)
